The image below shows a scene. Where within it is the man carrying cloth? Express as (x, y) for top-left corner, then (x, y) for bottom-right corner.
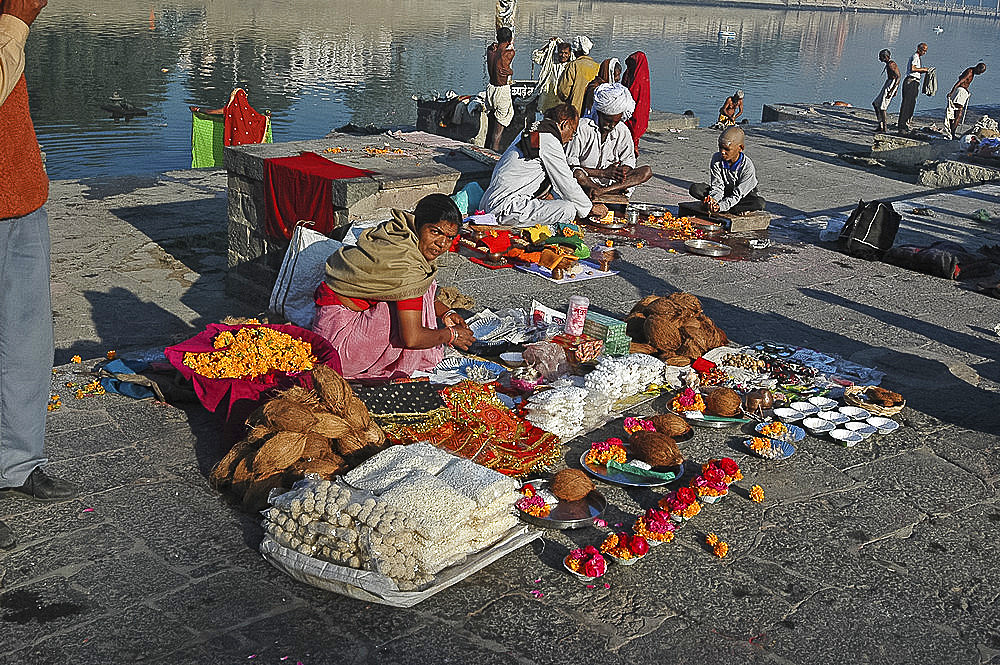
(556, 35), (600, 115)
(485, 26), (516, 152)
(566, 82), (652, 199)
(1, 0), (79, 552)
(479, 103), (608, 226)
(872, 49), (900, 134)
(689, 127), (765, 216)
(945, 62), (986, 140)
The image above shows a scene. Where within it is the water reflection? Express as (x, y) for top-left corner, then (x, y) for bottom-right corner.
(23, 0), (998, 179)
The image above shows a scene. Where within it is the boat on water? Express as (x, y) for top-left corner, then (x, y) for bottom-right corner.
(932, 25), (944, 33)
(718, 29), (737, 40)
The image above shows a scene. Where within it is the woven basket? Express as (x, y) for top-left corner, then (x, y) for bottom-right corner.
(843, 386), (905, 416)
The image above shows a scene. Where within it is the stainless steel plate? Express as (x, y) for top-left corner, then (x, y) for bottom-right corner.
(517, 478), (607, 530)
(684, 239), (732, 257)
(580, 448), (685, 488)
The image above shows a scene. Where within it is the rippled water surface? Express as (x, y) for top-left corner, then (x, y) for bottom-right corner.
(25, 0), (998, 179)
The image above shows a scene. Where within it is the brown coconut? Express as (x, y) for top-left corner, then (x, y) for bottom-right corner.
(361, 422), (386, 446)
(631, 295), (661, 315)
(302, 432), (334, 461)
(630, 431), (683, 468)
(297, 456), (347, 479)
(550, 469), (594, 502)
(645, 298), (681, 317)
(252, 431), (307, 475)
(645, 315), (682, 352)
(310, 413), (352, 439)
(708, 324), (729, 349)
(262, 399), (317, 433)
(210, 438), (256, 489)
(664, 355), (692, 366)
(342, 396), (373, 431)
(312, 365), (353, 413)
(336, 431), (368, 457)
(242, 473), (287, 512)
(629, 342), (658, 355)
(625, 313), (647, 342)
(668, 292), (702, 315)
(649, 413), (692, 438)
(704, 387), (742, 417)
(277, 384), (321, 409)
(230, 455), (256, 494)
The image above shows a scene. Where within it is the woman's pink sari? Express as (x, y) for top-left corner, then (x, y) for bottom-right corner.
(311, 281), (444, 380)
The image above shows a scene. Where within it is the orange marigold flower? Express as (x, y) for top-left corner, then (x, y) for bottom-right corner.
(106, 350), (117, 360)
(71, 355), (82, 363)
(714, 541), (729, 558)
(750, 485), (765, 503)
(705, 533), (719, 546)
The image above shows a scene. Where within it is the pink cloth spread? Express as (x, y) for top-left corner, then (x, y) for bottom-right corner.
(311, 281), (444, 380)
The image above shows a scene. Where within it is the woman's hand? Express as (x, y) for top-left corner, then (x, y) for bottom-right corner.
(441, 309), (466, 328)
(450, 325), (476, 351)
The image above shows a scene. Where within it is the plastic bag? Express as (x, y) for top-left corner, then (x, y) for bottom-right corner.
(269, 224), (342, 328)
(522, 341), (570, 380)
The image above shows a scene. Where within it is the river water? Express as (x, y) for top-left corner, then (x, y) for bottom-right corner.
(23, 0), (998, 179)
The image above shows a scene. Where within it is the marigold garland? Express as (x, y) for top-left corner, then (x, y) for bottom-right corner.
(183, 326), (316, 379)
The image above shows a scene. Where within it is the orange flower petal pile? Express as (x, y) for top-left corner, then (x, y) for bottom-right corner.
(183, 327), (316, 380)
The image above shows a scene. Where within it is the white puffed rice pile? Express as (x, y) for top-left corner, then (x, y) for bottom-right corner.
(584, 354), (665, 403)
(263, 445), (520, 590)
(525, 386), (588, 441)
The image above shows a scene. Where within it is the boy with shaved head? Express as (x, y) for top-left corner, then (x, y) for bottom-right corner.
(689, 127), (765, 215)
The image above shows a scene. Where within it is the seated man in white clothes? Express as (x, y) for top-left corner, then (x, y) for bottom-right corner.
(478, 103), (608, 226)
(565, 82), (652, 199)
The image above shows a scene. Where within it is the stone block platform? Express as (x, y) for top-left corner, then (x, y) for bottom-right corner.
(224, 133), (495, 305)
(678, 200), (771, 232)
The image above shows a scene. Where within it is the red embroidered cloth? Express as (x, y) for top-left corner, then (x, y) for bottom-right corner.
(264, 152), (375, 240)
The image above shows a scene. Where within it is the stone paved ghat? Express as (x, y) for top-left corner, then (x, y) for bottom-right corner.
(1, 110), (998, 664)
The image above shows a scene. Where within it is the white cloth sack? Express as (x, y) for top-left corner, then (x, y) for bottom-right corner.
(268, 224), (342, 328)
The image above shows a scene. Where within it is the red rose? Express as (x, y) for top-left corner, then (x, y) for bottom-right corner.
(629, 535), (649, 556)
(718, 457), (739, 476)
(704, 467), (726, 484)
(677, 487), (696, 505)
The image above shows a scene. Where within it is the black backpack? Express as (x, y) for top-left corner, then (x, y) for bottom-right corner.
(837, 200), (901, 260)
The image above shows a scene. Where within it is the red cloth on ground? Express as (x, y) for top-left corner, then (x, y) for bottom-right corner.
(223, 88), (268, 147)
(264, 152), (375, 240)
(313, 281), (422, 311)
(622, 52), (650, 154)
(164, 323), (340, 421)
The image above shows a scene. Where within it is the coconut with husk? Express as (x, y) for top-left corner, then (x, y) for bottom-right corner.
(630, 431), (683, 468)
(551, 469), (594, 502)
(704, 387), (742, 417)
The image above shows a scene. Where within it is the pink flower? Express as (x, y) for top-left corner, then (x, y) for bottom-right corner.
(593, 518), (607, 527)
(584, 555), (606, 577)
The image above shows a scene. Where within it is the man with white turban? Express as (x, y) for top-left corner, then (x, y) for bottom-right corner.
(556, 35), (600, 115)
(565, 83), (652, 199)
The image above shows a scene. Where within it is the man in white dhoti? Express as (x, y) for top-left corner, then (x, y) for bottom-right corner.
(479, 104), (608, 226)
(872, 49), (900, 133)
(945, 62), (987, 140)
(566, 83), (652, 199)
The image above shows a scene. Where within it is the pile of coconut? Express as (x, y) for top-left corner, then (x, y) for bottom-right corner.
(626, 292), (728, 366)
(210, 366), (388, 511)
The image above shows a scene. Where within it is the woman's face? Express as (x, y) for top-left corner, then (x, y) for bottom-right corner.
(417, 220), (460, 261)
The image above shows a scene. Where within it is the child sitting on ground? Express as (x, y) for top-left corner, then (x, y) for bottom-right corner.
(688, 127), (765, 215)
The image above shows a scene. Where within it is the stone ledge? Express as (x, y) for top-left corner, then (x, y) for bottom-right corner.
(647, 110), (699, 132)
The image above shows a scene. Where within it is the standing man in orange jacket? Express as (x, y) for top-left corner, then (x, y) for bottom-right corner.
(0, 0), (79, 551)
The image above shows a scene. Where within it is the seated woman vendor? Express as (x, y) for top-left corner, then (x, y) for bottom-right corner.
(478, 103), (609, 226)
(312, 194), (475, 380)
(688, 127), (765, 215)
